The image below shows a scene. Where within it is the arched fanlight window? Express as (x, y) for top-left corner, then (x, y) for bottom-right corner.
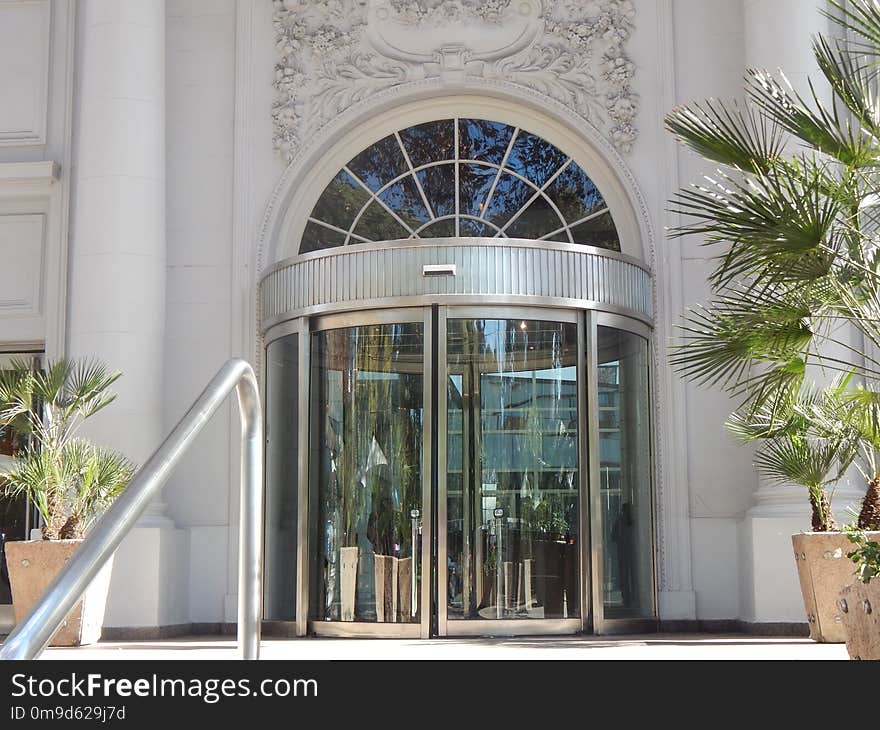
(300, 118), (620, 254)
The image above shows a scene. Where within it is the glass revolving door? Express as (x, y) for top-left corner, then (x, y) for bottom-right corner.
(439, 309), (583, 636)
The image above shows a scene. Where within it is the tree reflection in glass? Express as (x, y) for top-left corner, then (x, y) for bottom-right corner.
(310, 323), (424, 623)
(302, 118), (620, 251)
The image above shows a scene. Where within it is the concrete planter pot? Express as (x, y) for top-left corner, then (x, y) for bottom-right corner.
(791, 532), (880, 643)
(838, 580), (880, 660)
(4, 540), (113, 647)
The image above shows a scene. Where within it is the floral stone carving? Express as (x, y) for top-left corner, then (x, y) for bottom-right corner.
(272, 0), (638, 161)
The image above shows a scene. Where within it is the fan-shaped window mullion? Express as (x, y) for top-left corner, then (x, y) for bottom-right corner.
(344, 165), (417, 239)
(301, 117), (619, 253)
(497, 160), (573, 237)
(394, 131), (435, 225)
(479, 128), (519, 221)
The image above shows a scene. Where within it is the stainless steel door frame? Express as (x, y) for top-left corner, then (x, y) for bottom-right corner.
(437, 304), (587, 638)
(303, 307), (433, 639)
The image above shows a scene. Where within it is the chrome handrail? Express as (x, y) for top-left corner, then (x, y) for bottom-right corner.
(0, 358), (264, 661)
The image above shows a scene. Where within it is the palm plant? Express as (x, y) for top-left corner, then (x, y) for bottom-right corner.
(665, 0), (880, 528)
(728, 379), (859, 531)
(0, 358), (135, 540)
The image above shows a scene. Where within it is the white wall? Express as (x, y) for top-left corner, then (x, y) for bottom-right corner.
(163, 0), (238, 624)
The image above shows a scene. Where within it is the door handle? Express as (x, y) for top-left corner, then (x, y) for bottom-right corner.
(410, 509), (420, 618)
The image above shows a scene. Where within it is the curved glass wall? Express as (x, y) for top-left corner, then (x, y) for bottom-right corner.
(263, 335), (299, 621)
(309, 323), (425, 624)
(597, 327), (654, 619)
(300, 118), (620, 253)
(446, 318), (580, 622)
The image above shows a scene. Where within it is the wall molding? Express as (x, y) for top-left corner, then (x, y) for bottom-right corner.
(271, 0), (638, 162)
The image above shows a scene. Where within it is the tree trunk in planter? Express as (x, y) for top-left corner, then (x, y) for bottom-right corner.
(339, 546), (358, 622)
(791, 532), (880, 643)
(397, 557), (412, 622)
(5, 540), (114, 646)
(838, 580), (880, 660)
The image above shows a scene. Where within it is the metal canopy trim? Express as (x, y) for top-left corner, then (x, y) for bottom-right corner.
(260, 239), (653, 332)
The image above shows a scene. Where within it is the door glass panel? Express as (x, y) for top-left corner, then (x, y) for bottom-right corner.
(310, 323), (424, 623)
(597, 327), (653, 618)
(263, 334), (298, 621)
(446, 319), (580, 621)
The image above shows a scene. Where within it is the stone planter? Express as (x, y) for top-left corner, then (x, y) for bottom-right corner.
(791, 532), (880, 643)
(838, 580), (880, 660)
(4, 540), (114, 647)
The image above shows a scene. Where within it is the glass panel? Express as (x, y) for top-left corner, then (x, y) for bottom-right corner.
(311, 323), (424, 623)
(347, 134), (408, 192)
(459, 162), (498, 218)
(544, 162), (606, 224)
(505, 195), (565, 239)
(597, 327), (653, 619)
(458, 119), (514, 165)
(418, 218), (456, 238)
(352, 202), (410, 241)
(301, 221), (348, 253)
(570, 211), (620, 251)
(415, 164), (455, 218)
(263, 334), (298, 621)
(311, 170), (372, 232)
(446, 319), (580, 621)
(378, 176), (431, 228)
(459, 218), (496, 237)
(506, 130), (569, 187)
(482, 172), (535, 228)
(399, 119), (455, 168)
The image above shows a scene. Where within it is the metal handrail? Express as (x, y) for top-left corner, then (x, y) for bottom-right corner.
(0, 358), (264, 660)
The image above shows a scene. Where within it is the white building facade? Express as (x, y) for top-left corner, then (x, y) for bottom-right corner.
(0, 0), (862, 638)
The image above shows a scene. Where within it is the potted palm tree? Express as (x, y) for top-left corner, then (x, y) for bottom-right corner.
(0, 358), (134, 646)
(727, 379), (873, 641)
(665, 0), (880, 642)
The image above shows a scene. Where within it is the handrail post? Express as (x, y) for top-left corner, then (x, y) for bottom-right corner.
(0, 358), (264, 661)
(236, 368), (263, 660)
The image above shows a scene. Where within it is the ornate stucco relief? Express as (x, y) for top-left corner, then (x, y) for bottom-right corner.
(272, 0), (638, 162)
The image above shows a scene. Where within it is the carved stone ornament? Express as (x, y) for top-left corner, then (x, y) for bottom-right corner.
(272, 0), (639, 161)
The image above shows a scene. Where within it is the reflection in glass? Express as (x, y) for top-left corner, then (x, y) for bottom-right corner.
(300, 221), (347, 253)
(400, 119), (454, 168)
(482, 172), (534, 228)
(264, 335), (299, 621)
(347, 134), (407, 191)
(416, 164), (456, 218)
(303, 117), (619, 251)
(446, 319), (580, 621)
(545, 162), (605, 223)
(311, 170), (371, 231)
(505, 196), (565, 239)
(458, 163), (498, 217)
(352, 202), (410, 242)
(458, 118), (514, 165)
(378, 177), (430, 228)
(571, 212), (620, 251)
(597, 327), (653, 618)
(506, 130), (568, 187)
(310, 324), (424, 623)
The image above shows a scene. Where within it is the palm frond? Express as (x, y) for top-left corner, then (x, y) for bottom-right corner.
(746, 68), (878, 167)
(665, 99), (786, 173)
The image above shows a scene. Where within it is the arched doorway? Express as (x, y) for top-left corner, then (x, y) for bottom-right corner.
(261, 118), (655, 637)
